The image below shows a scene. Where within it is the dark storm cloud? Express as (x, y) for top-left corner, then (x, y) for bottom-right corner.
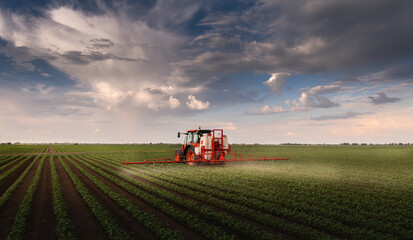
(2, 0), (412, 113)
(360, 64), (413, 83)
(368, 92), (401, 105)
(0, 45), (35, 71)
(52, 51), (139, 65)
(49, 106), (93, 116)
(144, 87), (164, 95)
(173, 0), (413, 88)
(89, 38), (114, 49)
(0, 40), (139, 70)
(260, 0), (413, 72)
(310, 111), (373, 121)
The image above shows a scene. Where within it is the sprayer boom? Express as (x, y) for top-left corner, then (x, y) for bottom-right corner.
(122, 128), (289, 165)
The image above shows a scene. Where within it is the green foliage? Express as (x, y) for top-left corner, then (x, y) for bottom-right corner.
(1, 144), (411, 239)
(0, 155), (20, 164)
(7, 155), (45, 240)
(0, 156), (31, 183)
(0, 156), (36, 208)
(53, 144), (180, 154)
(58, 156), (131, 240)
(0, 155), (25, 172)
(74, 155), (234, 240)
(0, 145), (48, 154)
(67, 155), (182, 240)
(50, 156), (77, 240)
(92, 145), (412, 239)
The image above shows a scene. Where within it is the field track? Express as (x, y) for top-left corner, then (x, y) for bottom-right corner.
(0, 144), (412, 240)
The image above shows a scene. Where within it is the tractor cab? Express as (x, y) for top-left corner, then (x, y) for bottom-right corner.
(182, 129), (211, 145)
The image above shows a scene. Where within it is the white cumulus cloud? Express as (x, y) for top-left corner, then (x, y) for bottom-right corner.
(306, 84), (353, 96)
(186, 95), (210, 110)
(263, 72), (291, 95)
(168, 96), (180, 109)
(299, 92), (339, 109)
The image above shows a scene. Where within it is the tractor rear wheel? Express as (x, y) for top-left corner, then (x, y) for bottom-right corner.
(175, 149), (183, 162)
(186, 146), (199, 165)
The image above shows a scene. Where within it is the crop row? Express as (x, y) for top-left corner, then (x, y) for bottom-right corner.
(70, 155), (239, 240)
(95, 154), (412, 240)
(65, 156), (182, 240)
(137, 165), (398, 239)
(53, 144), (173, 153)
(171, 161), (409, 205)
(0, 145), (48, 154)
(153, 161), (412, 223)
(0, 155), (20, 164)
(7, 155), (45, 240)
(94, 155), (373, 239)
(50, 156), (77, 240)
(139, 162), (411, 238)
(0, 157), (37, 208)
(0, 155), (26, 172)
(81, 154), (332, 240)
(58, 156), (132, 240)
(74, 155), (281, 240)
(0, 156), (32, 183)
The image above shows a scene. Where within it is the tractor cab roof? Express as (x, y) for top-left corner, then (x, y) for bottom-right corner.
(186, 129), (211, 134)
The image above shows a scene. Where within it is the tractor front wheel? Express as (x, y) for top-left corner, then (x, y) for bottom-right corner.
(186, 147), (199, 165)
(175, 149), (183, 162)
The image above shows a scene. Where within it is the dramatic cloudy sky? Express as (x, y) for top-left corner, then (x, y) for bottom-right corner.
(1, 0), (413, 144)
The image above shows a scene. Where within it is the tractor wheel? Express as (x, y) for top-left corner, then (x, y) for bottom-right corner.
(186, 146), (199, 165)
(175, 149), (183, 162)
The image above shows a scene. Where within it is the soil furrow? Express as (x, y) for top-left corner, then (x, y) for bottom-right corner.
(63, 157), (155, 240)
(0, 155), (19, 165)
(0, 159), (32, 196)
(0, 156), (24, 175)
(134, 167), (295, 239)
(24, 158), (57, 240)
(0, 157), (38, 240)
(74, 156), (203, 240)
(84, 156), (277, 240)
(82, 156), (238, 238)
(134, 165), (341, 240)
(54, 157), (108, 240)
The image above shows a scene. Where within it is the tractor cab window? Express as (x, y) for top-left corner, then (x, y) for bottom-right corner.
(193, 133), (200, 143)
(186, 132), (201, 143)
(187, 133), (193, 143)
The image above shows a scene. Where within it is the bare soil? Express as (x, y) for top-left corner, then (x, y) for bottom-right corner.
(0, 156), (23, 176)
(24, 158), (57, 240)
(82, 156), (242, 239)
(63, 157), (153, 240)
(0, 157), (38, 240)
(93, 157), (294, 239)
(54, 158), (109, 240)
(0, 155), (18, 165)
(138, 167), (292, 239)
(0, 158), (32, 196)
(75, 156), (203, 240)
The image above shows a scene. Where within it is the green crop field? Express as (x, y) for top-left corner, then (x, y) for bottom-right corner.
(0, 144), (412, 239)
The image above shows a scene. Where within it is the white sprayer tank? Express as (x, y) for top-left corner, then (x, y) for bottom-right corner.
(200, 135), (211, 160)
(200, 134), (228, 160)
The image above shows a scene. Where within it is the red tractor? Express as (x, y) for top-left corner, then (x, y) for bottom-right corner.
(122, 127), (288, 165)
(175, 127), (230, 165)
